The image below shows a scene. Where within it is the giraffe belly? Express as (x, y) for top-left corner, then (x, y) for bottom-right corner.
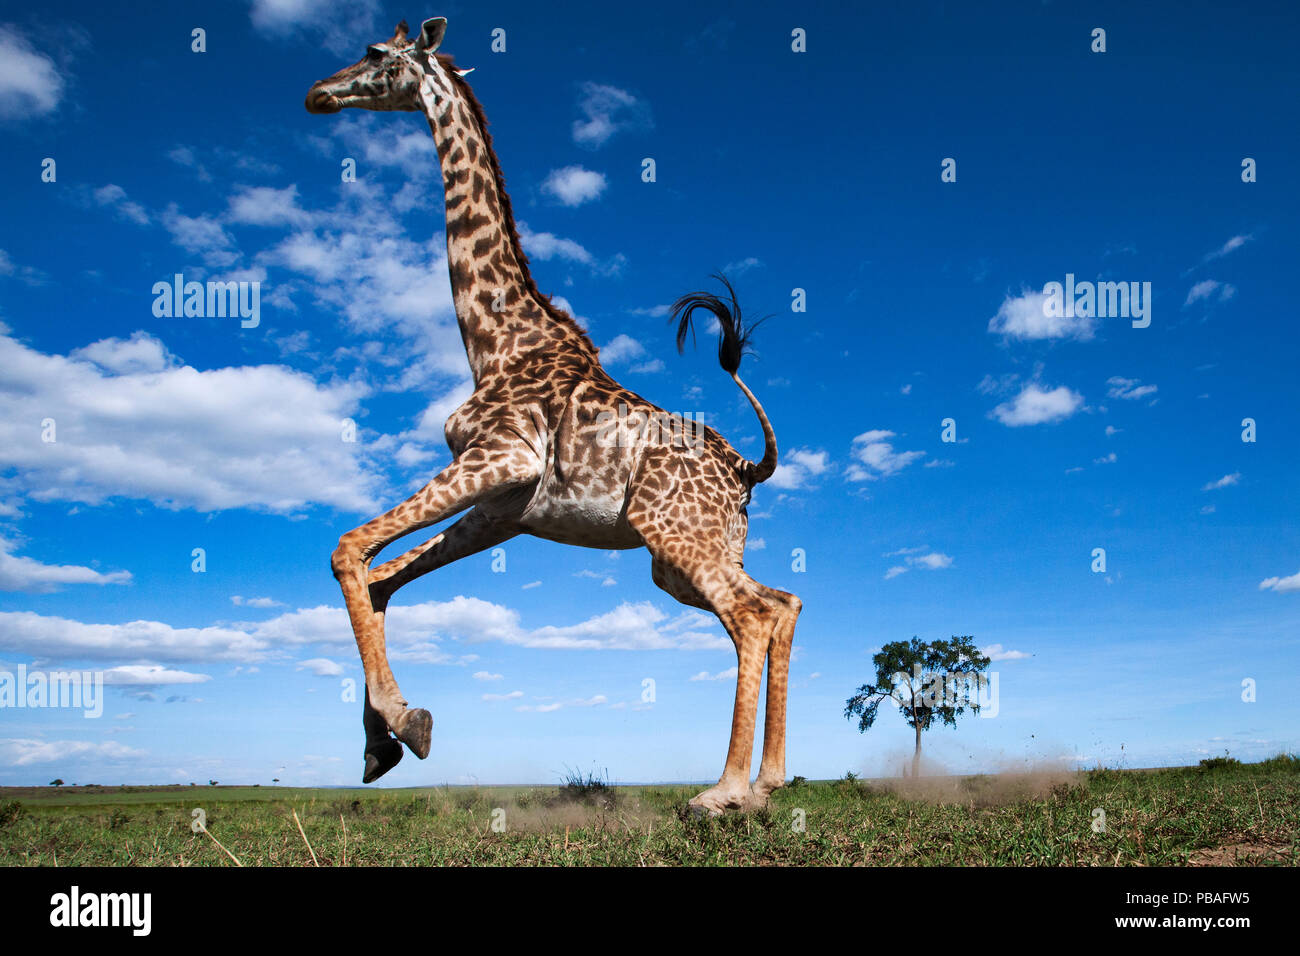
(518, 495), (643, 549)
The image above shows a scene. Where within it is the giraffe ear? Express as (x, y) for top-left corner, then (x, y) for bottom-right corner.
(416, 17), (447, 52)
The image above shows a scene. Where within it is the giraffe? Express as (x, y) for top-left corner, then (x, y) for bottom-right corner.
(304, 17), (801, 815)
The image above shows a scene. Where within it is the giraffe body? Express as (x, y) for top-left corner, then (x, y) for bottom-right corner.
(306, 17), (800, 814)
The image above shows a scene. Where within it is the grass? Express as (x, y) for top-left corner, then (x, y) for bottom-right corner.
(1, 757), (1296, 866)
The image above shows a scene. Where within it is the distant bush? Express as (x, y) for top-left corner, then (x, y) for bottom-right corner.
(1198, 755), (1242, 771)
(1255, 753), (1300, 772)
(788, 775), (807, 790)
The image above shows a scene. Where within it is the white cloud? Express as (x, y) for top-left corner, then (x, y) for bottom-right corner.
(981, 643), (1031, 662)
(0, 596), (727, 668)
(599, 334), (646, 364)
(722, 257), (762, 275)
(0, 537), (131, 593)
(768, 448), (830, 490)
(1184, 279), (1236, 307)
(846, 430), (923, 481)
(1094, 452), (1118, 465)
(160, 204), (239, 268)
(249, 0), (381, 56)
(1258, 570), (1300, 594)
(572, 83), (650, 147)
(316, 112), (437, 185)
(296, 658), (344, 676)
(990, 383), (1084, 426)
(1201, 234), (1253, 264)
(0, 26), (63, 119)
(515, 222), (623, 276)
(516, 694), (607, 712)
(0, 249), (47, 286)
(101, 665), (211, 686)
(1202, 472), (1240, 491)
(1106, 376), (1157, 400)
(483, 690), (523, 701)
(0, 611), (274, 664)
(690, 667), (737, 682)
(988, 289), (1095, 341)
(0, 329), (385, 513)
(0, 739), (144, 767)
(883, 550), (952, 579)
(92, 184), (150, 225)
(227, 184), (312, 228)
(231, 595), (284, 608)
(70, 331), (174, 374)
(541, 165), (607, 206)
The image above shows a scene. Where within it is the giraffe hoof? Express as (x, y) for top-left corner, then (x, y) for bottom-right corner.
(395, 708), (433, 759)
(362, 738), (403, 783)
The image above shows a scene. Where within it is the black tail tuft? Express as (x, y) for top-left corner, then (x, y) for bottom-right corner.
(669, 273), (770, 376)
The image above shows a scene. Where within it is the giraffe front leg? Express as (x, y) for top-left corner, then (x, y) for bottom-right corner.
(332, 445), (540, 780)
(362, 685), (404, 783)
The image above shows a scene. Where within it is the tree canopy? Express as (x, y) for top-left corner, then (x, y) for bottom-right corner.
(844, 635), (992, 775)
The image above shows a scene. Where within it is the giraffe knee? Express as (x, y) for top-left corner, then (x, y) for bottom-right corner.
(331, 533), (362, 579)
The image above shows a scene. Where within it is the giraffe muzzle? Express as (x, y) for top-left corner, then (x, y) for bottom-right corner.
(304, 87), (343, 114)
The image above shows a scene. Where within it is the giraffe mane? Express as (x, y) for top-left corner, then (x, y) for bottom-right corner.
(434, 53), (601, 362)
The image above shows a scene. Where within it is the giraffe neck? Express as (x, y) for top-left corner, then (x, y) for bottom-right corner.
(418, 70), (593, 383)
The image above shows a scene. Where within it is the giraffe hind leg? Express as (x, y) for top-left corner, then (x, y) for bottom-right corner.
(752, 584), (801, 799)
(648, 550), (781, 815)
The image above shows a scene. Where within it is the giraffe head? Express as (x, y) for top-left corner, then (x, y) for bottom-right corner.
(304, 17), (469, 117)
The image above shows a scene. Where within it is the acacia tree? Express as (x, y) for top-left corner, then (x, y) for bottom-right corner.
(844, 635), (991, 777)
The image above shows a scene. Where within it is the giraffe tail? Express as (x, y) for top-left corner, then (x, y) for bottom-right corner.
(669, 274), (779, 485)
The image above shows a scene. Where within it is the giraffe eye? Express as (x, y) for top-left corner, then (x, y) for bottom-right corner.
(366, 46), (386, 61)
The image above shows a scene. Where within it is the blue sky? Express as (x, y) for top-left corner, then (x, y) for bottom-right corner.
(0, 0), (1296, 787)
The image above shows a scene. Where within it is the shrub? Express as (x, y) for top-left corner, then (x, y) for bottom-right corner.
(1198, 755), (1242, 771)
(554, 766), (617, 809)
(0, 801), (23, 828)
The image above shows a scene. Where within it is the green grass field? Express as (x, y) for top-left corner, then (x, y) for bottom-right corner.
(2, 757), (1297, 866)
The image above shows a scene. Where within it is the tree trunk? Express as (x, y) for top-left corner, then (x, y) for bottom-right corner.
(912, 724), (922, 778)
